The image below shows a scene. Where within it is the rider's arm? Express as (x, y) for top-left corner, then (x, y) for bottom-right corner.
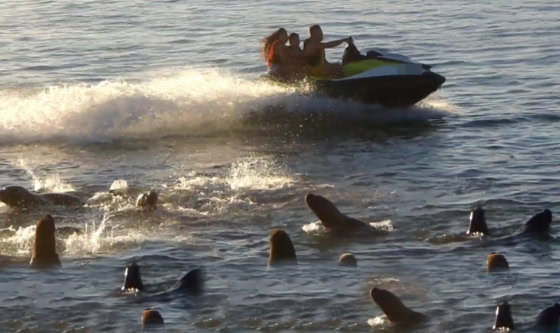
(321, 37), (351, 48)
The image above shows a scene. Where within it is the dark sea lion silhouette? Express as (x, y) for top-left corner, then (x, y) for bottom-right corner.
(30, 214), (61, 269)
(493, 302), (560, 331)
(493, 301), (515, 330)
(268, 229), (297, 266)
(534, 303), (560, 330)
(168, 268), (204, 295)
(518, 209), (552, 235)
(142, 309), (164, 329)
(122, 262), (144, 292)
(487, 252), (509, 272)
(467, 205), (489, 235)
(0, 186), (83, 208)
(370, 287), (428, 324)
(305, 193), (369, 231)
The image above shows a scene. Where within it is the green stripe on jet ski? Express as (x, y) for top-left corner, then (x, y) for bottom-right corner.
(342, 59), (398, 77)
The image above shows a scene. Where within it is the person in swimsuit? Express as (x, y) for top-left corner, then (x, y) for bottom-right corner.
(263, 28), (291, 79)
(303, 25), (352, 78)
(288, 33), (309, 79)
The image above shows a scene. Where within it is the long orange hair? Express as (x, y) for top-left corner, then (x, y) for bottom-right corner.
(263, 28), (287, 61)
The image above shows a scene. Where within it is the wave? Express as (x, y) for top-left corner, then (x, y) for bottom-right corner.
(0, 68), (448, 144)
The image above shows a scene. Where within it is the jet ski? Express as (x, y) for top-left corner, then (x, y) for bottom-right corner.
(268, 43), (445, 107)
(311, 43), (445, 107)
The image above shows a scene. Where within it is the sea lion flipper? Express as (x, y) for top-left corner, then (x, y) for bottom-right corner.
(522, 209), (552, 234)
(174, 268), (204, 294)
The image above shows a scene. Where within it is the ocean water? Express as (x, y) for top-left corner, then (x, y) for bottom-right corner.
(1, 0), (559, 332)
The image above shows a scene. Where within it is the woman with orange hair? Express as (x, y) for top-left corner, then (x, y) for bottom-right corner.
(263, 28), (290, 79)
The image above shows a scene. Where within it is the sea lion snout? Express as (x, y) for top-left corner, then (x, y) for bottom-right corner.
(493, 301), (515, 330)
(268, 229), (297, 266)
(370, 287), (428, 324)
(30, 214), (61, 269)
(142, 309), (164, 329)
(339, 253), (357, 267)
(487, 252), (509, 273)
(122, 262), (144, 292)
(467, 205), (489, 235)
(136, 190), (158, 210)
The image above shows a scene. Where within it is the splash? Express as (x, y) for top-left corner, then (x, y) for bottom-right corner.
(1, 225), (35, 256)
(0, 69), (295, 143)
(369, 219), (394, 231)
(18, 158), (76, 192)
(225, 157), (294, 191)
(367, 315), (389, 327)
(64, 214), (114, 256)
(0, 68), (448, 144)
(176, 156), (294, 192)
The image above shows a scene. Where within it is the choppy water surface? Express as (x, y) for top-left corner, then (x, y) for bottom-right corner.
(1, 0), (560, 332)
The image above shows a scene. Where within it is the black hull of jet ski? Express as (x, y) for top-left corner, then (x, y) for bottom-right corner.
(314, 71), (446, 107)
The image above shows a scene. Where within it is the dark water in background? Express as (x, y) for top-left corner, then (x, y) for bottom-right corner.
(1, 0), (560, 332)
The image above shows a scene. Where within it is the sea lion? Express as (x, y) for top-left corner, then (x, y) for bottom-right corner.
(493, 301), (514, 330)
(0, 186), (83, 208)
(370, 287), (428, 324)
(142, 309), (164, 329)
(169, 268), (204, 295)
(268, 229), (297, 266)
(338, 253), (357, 267)
(30, 214), (61, 269)
(305, 193), (369, 231)
(487, 252), (509, 272)
(535, 303), (560, 329)
(136, 190), (158, 210)
(518, 209), (552, 235)
(122, 262), (144, 292)
(467, 205), (489, 235)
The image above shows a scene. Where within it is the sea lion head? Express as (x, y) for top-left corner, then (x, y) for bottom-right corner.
(136, 190), (158, 210)
(467, 205), (489, 235)
(175, 268), (204, 294)
(535, 303), (560, 329)
(268, 229), (297, 266)
(487, 252), (509, 273)
(523, 209), (552, 234)
(493, 301), (515, 330)
(370, 287), (427, 324)
(30, 214), (61, 268)
(0, 186), (36, 208)
(122, 262), (144, 292)
(305, 193), (343, 229)
(142, 309), (164, 329)
(338, 253), (357, 267)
